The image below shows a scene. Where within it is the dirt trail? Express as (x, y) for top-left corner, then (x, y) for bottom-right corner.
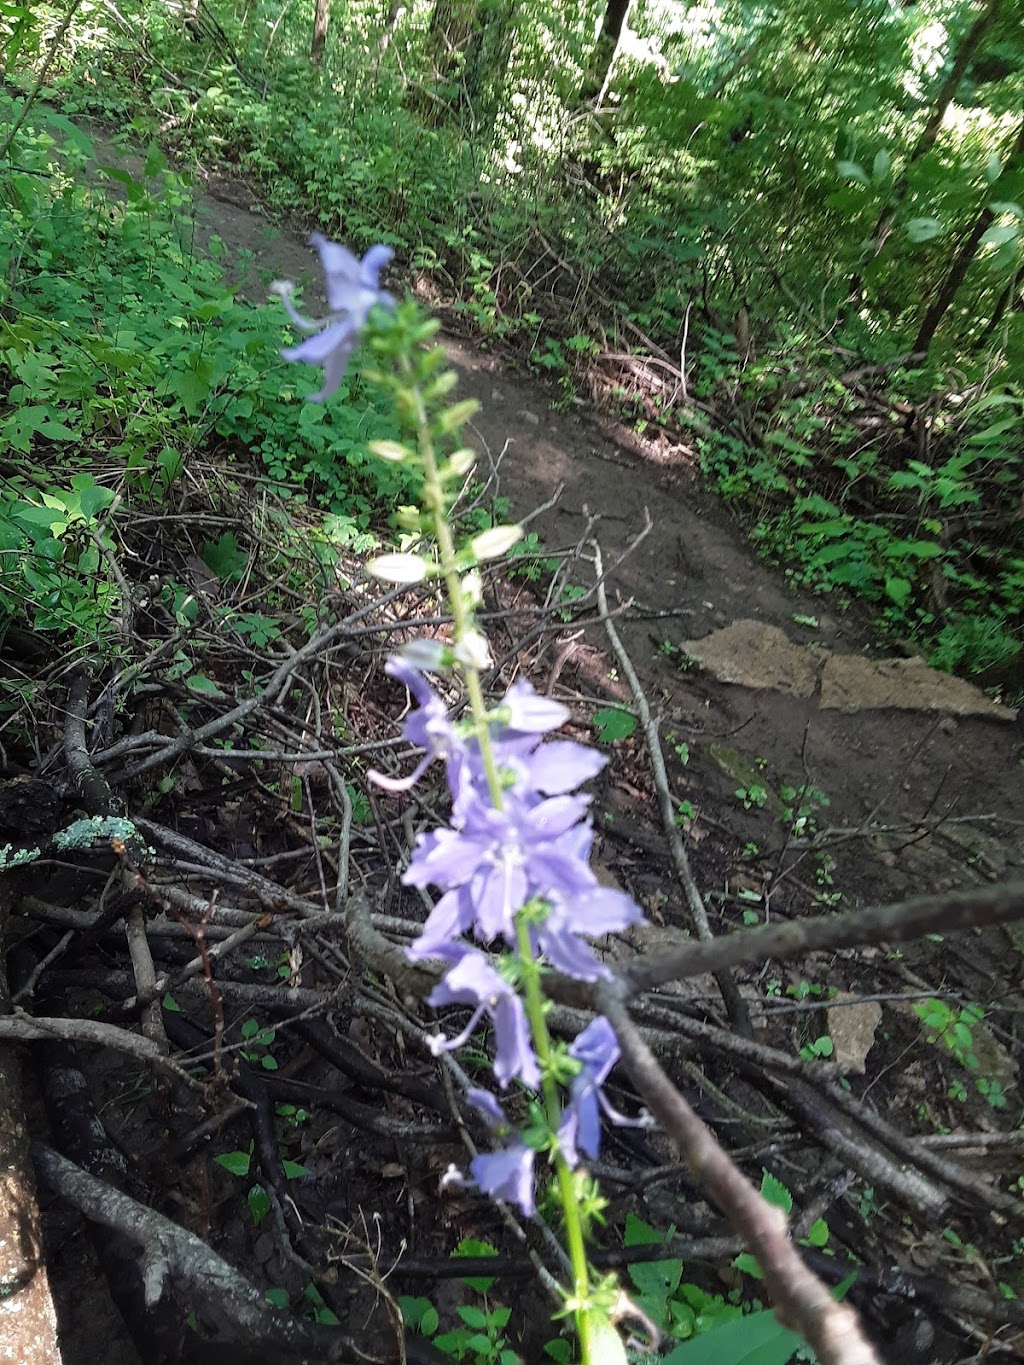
(162, 148), (1024, 915)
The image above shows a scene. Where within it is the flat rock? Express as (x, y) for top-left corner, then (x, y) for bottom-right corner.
(819, 652), (1015, 719)
(682, 620), (1017, 720)
(827, 994), (882, 1075)
(682, 620), (819, 697)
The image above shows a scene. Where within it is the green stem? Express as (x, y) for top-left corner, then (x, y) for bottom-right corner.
(516, 916), (593, 1361)
(401, 351), (592, 1360)
(402, 355), (504, 810)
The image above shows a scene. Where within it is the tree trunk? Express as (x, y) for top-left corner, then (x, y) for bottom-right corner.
(310, 0), (330, 66)
(429, 0), (477, 79)
(848, 0), (1004, 299)
(577, 0), (635, 105)
(914, 113), (1024, 353)
(463, 0), (516, 124)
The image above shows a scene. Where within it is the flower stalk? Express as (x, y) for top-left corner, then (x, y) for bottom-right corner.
(276, 237), (649, 1364)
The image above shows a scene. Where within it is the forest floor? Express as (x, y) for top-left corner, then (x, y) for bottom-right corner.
(16, 132), (1024, 1365)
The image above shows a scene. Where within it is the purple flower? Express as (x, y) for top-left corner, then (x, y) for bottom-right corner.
(532, 885), (642, 982)
(427, 951), (540, 1089)
(470, 1144), (536, 1216)
(558, 1016), (650, 1167)
(502, 681), (570, 733)
(369, 659), (462, 793)
(381, 662), (644, 980)
(275, 235), (395, 401)
(464, 1088), (536, 1215)
(404, 791), (594, 944)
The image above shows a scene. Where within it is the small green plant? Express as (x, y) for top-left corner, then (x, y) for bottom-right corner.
(779, 784), (829, 837)
(914, 998), (1007, 1109)
(400, 1240), (520, 1363)
(508, 531), (561, 585)
(786, 980), (837, 1003)
(239, 1017), (279, 1070)
(800, 1035), (835, 1062)
(734, 784), (768, 811)
(593, 707), (637, 744)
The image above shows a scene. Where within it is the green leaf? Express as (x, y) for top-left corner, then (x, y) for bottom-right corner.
(884, 576), (911, 606)
(593, 707), (636, 743)
(399, 1297), (438, 1335)
(454, 1238), (498, 1293)
(905, 217), (943, 243)
(660, 1308), (802, 1364)
(280, 1160), (307, 1179)
(760, 1170), (793, 1214)
(806, 1218), (830, 1247)
(872, 149), (891, 183)
(247, 1183), (271, 1225)
(836, 160), (868, 185)
(185, 674), (228, 698)
(215, 1150), (251, 1177)
(624, 1212), (662, 1246)
(202, 532), (248, 582)
(980, 223), (1017, 248)
(265, 1287), (290, 1309)
(161, 994), (182, 1013)
(457, 1305), (490, 1331)
(733, 1252), (763, 1280)
(628, 1255), (683, 1300)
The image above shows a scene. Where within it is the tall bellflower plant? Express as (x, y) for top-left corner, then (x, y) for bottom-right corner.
(277, 237), (650, 1363)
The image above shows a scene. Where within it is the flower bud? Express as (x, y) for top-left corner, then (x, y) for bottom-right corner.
(454, 629), (491, 670)
(470, 524), (523, 562)
(368, 553), (428, 584)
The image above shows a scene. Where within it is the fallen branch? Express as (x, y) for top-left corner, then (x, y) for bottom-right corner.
(596, 983), (881, 1365)
(619, 880), (1024, 998)
(31, 1143), (359, 1362)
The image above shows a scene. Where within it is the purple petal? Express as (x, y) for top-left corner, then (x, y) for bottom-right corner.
(470, 1144), (535, 1215)
(534, 921), (608, 981)
(564, 886), (643, 935)
(503, 680), (569, 733)
(386, 657), (436, 708)
(470, 853), (527, 942)
(526, 740), (606, 795)
(406, 887), (475, 961)
(280, 317), (356, 364)
(428, 952), (505, 1007)
(524, 794), (591, 841)
(360, 243), (395, 287)
(492, 994), (540, 1089)
(569, 1016), (620, 1083)
(528, 844), (597, 898)
(308, 337), (356, 401)
(404, 827), (490, 889)
(466, 1087), (506, 1129)
(309, 234), (362, 311)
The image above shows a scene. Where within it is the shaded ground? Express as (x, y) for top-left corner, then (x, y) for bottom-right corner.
(9, 130), (1024, 1365)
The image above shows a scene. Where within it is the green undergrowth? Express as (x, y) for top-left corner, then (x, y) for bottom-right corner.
(0, 102), (419, 645)
(20, 6), (1024, 693)
(687, 331), (1024, 691)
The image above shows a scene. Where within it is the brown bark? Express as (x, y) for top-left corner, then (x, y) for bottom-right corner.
(310, 0), (330, 66)
(0, 880), (63, 1365)
(914, 112), (1024, 353)
(577, 0), (635, 105)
